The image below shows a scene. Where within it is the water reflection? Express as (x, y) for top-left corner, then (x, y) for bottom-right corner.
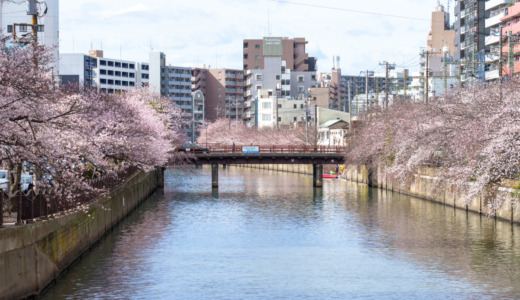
(43, 166), (520, 299)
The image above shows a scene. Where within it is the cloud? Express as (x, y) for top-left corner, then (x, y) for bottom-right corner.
(59, 0), (438, 73)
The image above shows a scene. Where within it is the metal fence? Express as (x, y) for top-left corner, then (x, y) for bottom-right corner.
(202, 145), (348, 154)
(0, 165), (139, 226)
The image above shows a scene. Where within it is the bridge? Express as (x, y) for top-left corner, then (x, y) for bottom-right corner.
(187, 145), (346, 188)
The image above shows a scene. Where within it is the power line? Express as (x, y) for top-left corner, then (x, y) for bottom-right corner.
(267, 0), (430, 22)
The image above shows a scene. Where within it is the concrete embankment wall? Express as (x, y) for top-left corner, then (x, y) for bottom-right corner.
(236, 163), (520, 223)
(0, 170), (158, 300)
(343, 164), (520, 223)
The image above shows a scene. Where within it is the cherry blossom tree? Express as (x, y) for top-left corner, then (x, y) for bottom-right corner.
(199, 119), (306, 146)
(346, 79), (520, 211)
(0, 36), (185, 199)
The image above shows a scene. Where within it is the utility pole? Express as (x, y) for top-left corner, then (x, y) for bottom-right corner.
(508, 31), (514, 78)
(385, 62), (389, 108)
(28, 0), (38, 45)
(443, 51), (448, 97)
(276, 94), (279, 129)
(365, 70), (369, 111)
(403, 70), (407, 101)
(348, 81), (352, 130)
(425, 51), (429, 104)
(499, 27), (503, 100)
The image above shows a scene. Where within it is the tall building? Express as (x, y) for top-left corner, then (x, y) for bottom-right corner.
(192, 68), (244, 122)
(425, 4), (457, 78)
(1, 0), (59, 73)
(243, 37), (316, 72)
(243, 37), (318, 127)
(483, 0), (514, 80)
(499, 2), (520, 77)
(59, 52), (149, 93)
(454, 0), (486, 81)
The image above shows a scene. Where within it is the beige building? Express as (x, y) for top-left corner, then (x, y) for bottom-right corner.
(427, 5), (456, 58)
(243, 37), (317, 72)
(192, 68), (244, 122)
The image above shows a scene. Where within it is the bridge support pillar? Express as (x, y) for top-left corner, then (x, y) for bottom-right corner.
(212, 164), (219, 188)
(313, 164), (323, 188)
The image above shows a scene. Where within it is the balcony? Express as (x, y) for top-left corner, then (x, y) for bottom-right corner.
(485, 34), (500, 46)
(486, 0), (510, 11)
(486, 12), (506, 28)
(485, 69), (500, 81)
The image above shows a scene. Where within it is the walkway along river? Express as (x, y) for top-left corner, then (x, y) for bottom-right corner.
(42, 167), (520, 299)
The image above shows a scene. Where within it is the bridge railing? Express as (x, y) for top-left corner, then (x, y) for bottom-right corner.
(206, 145), (347, 154)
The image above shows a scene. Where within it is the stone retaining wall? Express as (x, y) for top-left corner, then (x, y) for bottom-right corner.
(343, 164), (520, 224)
(0, 170), (158, 300)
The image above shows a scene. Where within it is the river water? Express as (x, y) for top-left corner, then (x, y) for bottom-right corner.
(42, 167), (520, 299)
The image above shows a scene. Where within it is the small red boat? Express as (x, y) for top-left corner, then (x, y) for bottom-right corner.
(322, 174), (338, 179)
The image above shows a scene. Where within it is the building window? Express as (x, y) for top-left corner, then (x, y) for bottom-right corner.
(122, 63), (128, 68)
(108, 70), (114, 76)
(37, 25), (44, 32)
(278, 104), (282, 108)
(244, 42), (249, 48)
(19, 25), (27, 32)
(129, 82), (135, 87)
(294, 104), (297, 109)
(142, 65), (149, 70)
(298, 86), (304, 93)
(262, 102), (272, 109)
(108, 79), (114, 85)
(255, 55), (261, 60)
(255, 44), (260, 49)
(218, 94), (222, 98)
(122, 81), (129, 86)
(141, 74), (149, 79)
(115, 71), (121, 76)
(276, 75), (280, 80)
(100, 60), (107, 66)
(256, 74), (263, 80)
(300, 104), (304, 109)
(100, 79), (107, 84)
(122, 72), (128, 77)
(262, 114), (271, 121)
(115, 62), (121, 68)
(100, 69), (107, 75)
(255, 66), (260, 70)
(298, 76), (304, 82)
(244, 54), (248, 59)
(115, 80), (121, 86)
(311, 75), (316, 80)
(294, 117), (297, 122)
(256, 85), (262, 90)
(129, 73), (135, 78)
(7, 25), (13, 33)
(129, 63), (135, 69)
(107, 61), (114, 67)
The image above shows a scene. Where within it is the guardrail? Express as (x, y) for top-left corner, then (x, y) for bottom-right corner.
(195, 145), (347, 154)
(0, 165), (139, 226)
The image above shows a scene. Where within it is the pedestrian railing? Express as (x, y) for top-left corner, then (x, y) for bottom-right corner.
(0, 165), (139, 226)
(202, 145), (347, 154)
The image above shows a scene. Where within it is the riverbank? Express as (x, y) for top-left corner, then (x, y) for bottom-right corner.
(235, 164), (520, 224)
(0, 170), (158, 300)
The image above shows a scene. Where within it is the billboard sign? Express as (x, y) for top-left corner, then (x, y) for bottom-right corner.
(263, 37), (283, 56)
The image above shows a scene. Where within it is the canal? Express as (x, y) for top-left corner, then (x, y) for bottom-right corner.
(42, 167), (520, 299)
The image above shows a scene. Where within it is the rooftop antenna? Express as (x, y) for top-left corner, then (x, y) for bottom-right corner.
(333, 56), (336, 69)
(337, 56), (341, 70)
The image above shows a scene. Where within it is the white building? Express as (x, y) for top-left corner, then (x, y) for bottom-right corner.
(484, 0), (514, 81)
(0, 0), (59, 73)
(59, 51), (149, 93)
(256, 89), (308, 129)
(318, 119), (349, 147)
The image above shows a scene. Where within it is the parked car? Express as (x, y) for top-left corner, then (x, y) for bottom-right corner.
(177, 142), (210, 153)
(21, 173), (33, 192)
(0, 169), (8, 192)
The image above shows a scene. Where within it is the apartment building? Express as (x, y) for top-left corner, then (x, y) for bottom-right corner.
(454, 0), (487, 81)
(1, 0), (59, 73)
(255, 89), (308, 129)
(192, 68), (244, 122)
(500, 2), (520, 77)
(59, 51), (149, 93)
(243, 37), (317, 72)
(425, 4), (457, 78)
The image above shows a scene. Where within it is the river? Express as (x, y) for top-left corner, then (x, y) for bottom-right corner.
(42, 166), (520, 299)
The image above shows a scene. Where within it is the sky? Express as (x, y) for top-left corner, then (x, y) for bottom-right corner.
(59, 0), (450, 75)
